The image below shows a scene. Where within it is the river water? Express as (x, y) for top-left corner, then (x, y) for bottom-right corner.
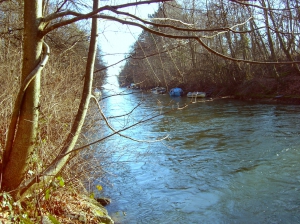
(96, 87), (300, 224)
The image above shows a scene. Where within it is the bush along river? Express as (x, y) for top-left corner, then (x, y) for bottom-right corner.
(95, 87), (300, 224)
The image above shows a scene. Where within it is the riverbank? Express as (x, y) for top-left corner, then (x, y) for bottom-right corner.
(208, 75), (300, 105)
(41, 189), (114, 224)
(0, 188), (114, 223)
(234, 95), (300, 105)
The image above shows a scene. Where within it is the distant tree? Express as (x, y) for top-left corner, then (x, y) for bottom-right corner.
(119, 0), (300, 93)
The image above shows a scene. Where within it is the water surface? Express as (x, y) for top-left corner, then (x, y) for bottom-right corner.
(96, 88), (300, 224)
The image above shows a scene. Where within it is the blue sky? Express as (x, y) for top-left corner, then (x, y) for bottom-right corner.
(98, 1), (159, 81)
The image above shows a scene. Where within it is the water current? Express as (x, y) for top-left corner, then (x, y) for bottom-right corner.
(96, 87), (300, 224)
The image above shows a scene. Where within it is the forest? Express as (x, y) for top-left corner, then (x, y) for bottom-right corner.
(119, 0), (300, 99)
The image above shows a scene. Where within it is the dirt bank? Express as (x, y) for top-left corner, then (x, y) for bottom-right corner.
(210, 75), (300, 104)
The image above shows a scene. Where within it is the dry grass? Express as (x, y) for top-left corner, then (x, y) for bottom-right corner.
(0, 44), (22, 154)
(0, 40), (111, 222)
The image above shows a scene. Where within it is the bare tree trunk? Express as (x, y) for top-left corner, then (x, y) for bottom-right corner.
(19, 0), (99, 198)
(266, 0), (300, 75)
(261, 0), (277, 61)
(2, 0), (43, 194)
(249, 18), (269, 61)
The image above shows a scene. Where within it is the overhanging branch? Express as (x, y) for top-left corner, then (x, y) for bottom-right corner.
(42, 0), (173, 35)
(96, 15), (300, 65)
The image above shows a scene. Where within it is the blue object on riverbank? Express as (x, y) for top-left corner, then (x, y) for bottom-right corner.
(169, 87), (183, 97)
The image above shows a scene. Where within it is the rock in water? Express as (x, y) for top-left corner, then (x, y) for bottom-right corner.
(96, 197), (111, 206)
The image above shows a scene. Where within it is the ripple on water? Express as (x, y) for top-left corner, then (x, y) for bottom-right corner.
(99, 93), (300, 223)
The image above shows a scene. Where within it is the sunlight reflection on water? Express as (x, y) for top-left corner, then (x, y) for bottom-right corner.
(96, 88), (300, 224)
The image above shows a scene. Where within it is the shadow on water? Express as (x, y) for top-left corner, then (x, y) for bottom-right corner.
(95, 88), (300, 223)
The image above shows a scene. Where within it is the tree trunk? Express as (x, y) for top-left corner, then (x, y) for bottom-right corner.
(2, 0), (43, 193)
(19, 0), (99, 198)
(261, 0), (277, 61)
(267, 0), (300, 75)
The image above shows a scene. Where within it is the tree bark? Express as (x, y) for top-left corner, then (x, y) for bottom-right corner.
(2, 0), (43, 193)
(19, 0), (99, 198)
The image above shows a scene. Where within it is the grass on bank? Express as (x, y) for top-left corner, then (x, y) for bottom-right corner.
(0, 44), (113, 223)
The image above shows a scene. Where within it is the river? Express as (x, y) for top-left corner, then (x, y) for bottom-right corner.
(95, 87), (300, 224)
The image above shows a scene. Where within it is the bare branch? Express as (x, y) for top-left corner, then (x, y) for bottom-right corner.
(94, 43), (182, 74)
(61, 104), (177, 156)
(97, 15), (300, 65)
(230, 0), (300, 11)
(149, 18), (196, 27)
(100, 7), (255, 33)
(202, 17), (253, 38)
(42, 0), (173, 35)
(91, 96), (169, 143)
